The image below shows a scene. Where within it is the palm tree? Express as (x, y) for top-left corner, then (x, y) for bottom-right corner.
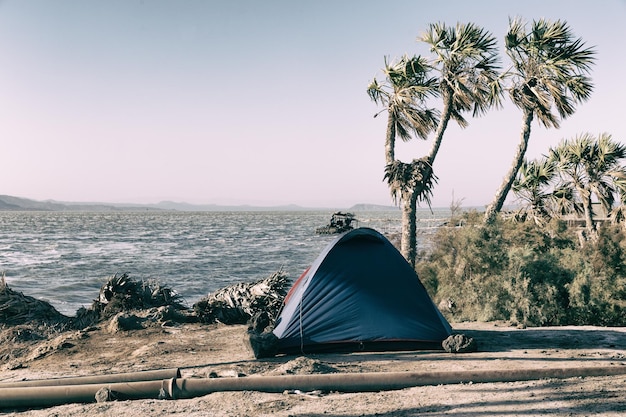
(369, 23), (503, 267)
(484, 18), (596, 224)
(368, 55), (439, 265)
(400, 22), (502, 267)
(367, 55), (439, 167)
(548, 133), (626, 238)
(511, 157), (557, 224)
(419, 21), (503, 179)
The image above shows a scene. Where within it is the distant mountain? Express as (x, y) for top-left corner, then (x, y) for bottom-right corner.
(347, 203), (399, 211)
(0, 196), (24, 211)
(0, 195), (162, 212)
(0, 195), (400, 212)
(152, 201), (318, 212)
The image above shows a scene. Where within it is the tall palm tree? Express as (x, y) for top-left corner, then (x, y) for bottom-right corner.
(484, 18), (596, 224)
(398, 22), (502, 266)
(369, 23), (503, 268)
(419, 22), (503, 177)
(549, 133), (626, 238)
(368, 55), (439, 265)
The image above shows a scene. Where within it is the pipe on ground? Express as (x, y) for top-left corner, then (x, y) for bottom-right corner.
(2, 365), (626, 409)
(0, 368), (180, 388)
(0, 378), (169, 409)
(170, 365), (626, 398)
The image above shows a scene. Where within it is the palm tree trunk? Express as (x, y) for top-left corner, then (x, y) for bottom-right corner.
(403, 94), (453, 268)
(484, 108), (534, 223)
(426, 91), (454, 166)
(385, 111), (396, 166)
(582, 191), (597, 238)
(400, 188), (418, 268)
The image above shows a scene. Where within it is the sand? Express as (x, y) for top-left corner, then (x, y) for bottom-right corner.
(2, 320), (626, 416)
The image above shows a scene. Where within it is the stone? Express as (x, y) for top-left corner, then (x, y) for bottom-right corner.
(442, 333), (477, 353)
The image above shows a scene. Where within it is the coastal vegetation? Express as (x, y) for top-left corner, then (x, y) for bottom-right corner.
(368, 18), (626, 327)
(369, 17), (597, 266)
(417, 211), (626, 327)
(510, 133), (626, 237)
(416, 131), (626, 327)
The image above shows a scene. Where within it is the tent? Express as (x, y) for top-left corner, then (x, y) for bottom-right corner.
(272, 227), (452, 354)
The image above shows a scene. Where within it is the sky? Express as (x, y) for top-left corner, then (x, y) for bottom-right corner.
(1, 0), (625, 209)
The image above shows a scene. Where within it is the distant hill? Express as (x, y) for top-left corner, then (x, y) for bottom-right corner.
(0, 195), (394, 212)
(152, 201), (318, 212)
(0, 195), (163, 212)
(0, 196), (24, 211)
(347, 203), (399, 211)
(0, 195), (408, 213)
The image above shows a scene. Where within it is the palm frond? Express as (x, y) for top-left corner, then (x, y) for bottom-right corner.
(547, 133), (626, 226)
(505, 18), (596, 127)
(421, 21), (503, 122)
(384, 159), (439, 206)
(369, 54), (440, 146)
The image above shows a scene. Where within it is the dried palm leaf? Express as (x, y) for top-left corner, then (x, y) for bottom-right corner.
(0, 272), (67, 327)
(193, 270), (290, 325)
(91, 273), (185, 319)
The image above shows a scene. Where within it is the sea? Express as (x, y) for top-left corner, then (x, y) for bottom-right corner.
(0, 209), (449, 316)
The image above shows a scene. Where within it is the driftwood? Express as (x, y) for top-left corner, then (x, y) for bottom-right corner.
(193, 270), (290, 325)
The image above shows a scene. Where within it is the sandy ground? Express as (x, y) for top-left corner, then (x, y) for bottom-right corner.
(2, 320), (626, 416)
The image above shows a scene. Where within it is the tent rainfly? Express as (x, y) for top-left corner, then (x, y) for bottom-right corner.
(272, 227), (452, 354)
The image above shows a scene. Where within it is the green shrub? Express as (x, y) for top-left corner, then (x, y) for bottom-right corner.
(565, 224), (626, 325)
(417, 212), (626, 326)
(505, 249), (572, 326)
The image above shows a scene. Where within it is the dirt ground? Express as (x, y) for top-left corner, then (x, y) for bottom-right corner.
(2, 320), (626, 416)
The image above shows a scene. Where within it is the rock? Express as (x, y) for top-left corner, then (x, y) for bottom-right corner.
(249, 311), (271, 333)
(95, 387), (116, 402)
(442, 333), (477, 353)
(270, 357), (338, 375)
(27, 333), (79, 360)
(244, 311), (279, 358)
(107, 313), (143, 333)
(207, 369), (245, 378)
(151, 305), (188, 324)
(245, 329), (279, 359)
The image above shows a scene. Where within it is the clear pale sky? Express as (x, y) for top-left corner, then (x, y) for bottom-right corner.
(1, 1), (625, 208)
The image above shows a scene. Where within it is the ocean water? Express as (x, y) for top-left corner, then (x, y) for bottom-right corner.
(0, 209), (448, 316)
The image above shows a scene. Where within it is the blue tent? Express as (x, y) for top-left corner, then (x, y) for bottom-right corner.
(272, 227), (452, 354)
